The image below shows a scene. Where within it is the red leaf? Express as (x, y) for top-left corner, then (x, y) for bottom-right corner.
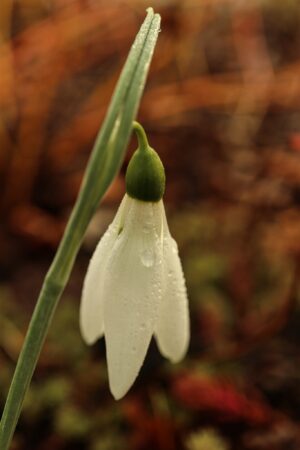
(172, 373), (274, 426)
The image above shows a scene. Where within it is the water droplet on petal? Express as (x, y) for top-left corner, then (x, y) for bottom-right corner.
(140, 249), (155, 267)
(171, 244), (178, 255)
(142, 221), (153, 234)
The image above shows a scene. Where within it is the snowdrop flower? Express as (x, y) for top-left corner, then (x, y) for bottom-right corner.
(80, 122), (190, 399)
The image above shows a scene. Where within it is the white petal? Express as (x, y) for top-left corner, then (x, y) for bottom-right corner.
(155, 206), (190, 362)
(103, 199), (163, 399)
(80, 195), (130, 345)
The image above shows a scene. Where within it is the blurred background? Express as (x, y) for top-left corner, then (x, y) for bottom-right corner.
(1, 0), (300, 449)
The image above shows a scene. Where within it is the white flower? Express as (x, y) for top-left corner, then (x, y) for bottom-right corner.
(80, 193), (190, 399)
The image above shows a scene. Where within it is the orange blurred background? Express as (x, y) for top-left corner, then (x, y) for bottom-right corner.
(1, 0), (299, 251)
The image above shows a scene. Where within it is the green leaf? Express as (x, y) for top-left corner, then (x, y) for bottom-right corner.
(53, 7), (161, 284)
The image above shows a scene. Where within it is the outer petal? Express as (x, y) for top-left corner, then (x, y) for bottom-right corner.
(103, 199), (163, 400)
(155, 205), (190, 362)
(80, 195), (130, 345)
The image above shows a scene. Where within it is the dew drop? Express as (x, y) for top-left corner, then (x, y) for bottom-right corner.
(171, 245), (178, 255)
(142, 221), (152, 234)
(140, 249), (155, 267)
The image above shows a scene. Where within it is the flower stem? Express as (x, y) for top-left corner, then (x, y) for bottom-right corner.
(133, 120), (150, 151)
(0, 9), (160, 449)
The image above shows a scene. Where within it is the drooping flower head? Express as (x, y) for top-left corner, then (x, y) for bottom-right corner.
(80, 122), (190, 399)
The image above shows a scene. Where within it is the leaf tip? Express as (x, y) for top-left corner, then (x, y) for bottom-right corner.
(146, 7), (154, 15)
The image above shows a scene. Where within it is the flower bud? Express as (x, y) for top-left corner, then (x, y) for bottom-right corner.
(125, 122), (165, 202)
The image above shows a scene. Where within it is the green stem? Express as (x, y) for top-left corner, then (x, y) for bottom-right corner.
(133, 120), (150, 151)
(0, 9), (160, 449)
